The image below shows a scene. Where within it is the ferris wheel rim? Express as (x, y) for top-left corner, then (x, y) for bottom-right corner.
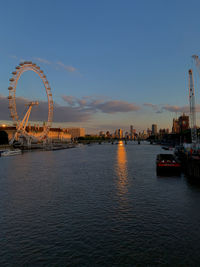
(8, 62), (53, 140)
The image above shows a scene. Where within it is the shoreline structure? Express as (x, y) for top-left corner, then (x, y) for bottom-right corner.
(0, 125), (85, 143)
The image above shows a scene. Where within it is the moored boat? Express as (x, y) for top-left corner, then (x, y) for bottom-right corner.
(1, 149), (22, 157)
(156, 154), (181, 175)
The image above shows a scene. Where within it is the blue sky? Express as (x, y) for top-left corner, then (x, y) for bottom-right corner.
(0, 0), (200, 133)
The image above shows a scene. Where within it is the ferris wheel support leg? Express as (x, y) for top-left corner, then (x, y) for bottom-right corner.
(17, 106), (32, 133)
(9, 107), (32, 145)
(22, 108), (32, 132)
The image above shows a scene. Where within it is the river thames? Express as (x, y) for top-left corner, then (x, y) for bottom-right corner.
(1, 142), (200, 266)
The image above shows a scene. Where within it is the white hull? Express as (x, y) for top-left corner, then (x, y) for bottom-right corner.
(1, 149), (22, 157)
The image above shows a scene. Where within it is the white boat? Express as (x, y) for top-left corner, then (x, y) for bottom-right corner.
(1, 149), (22, 157)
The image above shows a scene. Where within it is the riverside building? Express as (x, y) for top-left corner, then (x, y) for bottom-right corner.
(65, 128), (85, 138)
(0, 125), (74, 142)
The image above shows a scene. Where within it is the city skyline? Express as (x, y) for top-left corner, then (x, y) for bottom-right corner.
(1, 1), (200, 133)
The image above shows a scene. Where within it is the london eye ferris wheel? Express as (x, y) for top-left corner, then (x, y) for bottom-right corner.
(8, 61), (53, 142)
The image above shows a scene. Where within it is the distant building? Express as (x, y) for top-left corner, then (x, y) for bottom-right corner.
(147, 128), (152, 137)
(159, 128), (167, 136)
(130, 125), (136, 140)
(65, 128), (85, 138)
(159, 128), (169, 137)
(152, 124), (157, 135)
(178, 114), (189, 132)
(125, 131), (129, 139)
(137, 130), (148, 139)
(142, 130), (148, 139)
(99, 131), (105, 137)
(105, 131), (111, 138)
(172, 119), (179, 133)
(172, 114), (189, 134)
(115, 129), (123, 139)
(119, 129), (123, 139)
(130, 125), (134, 140)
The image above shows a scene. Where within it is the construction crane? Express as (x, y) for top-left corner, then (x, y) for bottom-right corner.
(188, 69), (197, 147)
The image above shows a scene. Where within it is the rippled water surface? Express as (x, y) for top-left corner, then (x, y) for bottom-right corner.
(1, 142), (200, 266)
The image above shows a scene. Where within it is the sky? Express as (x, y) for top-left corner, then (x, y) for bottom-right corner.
(1, 0), (200, 133)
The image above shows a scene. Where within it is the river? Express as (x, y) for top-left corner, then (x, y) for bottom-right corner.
(1, 142), (200, 266)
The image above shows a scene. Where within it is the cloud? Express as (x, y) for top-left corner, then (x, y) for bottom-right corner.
(162, 104), (189, 113)
(33, 57), (51, 65)
(53, 104), (90, 122)
(0, 95), (90, 123)
(95, 100), (139, 113)
(155, 104), (200, 114)
(0, 94), (139, 124)
(62, 95), (76, 106)
(56, 61), (76, 72)
(143, 102), (192, 114)
(162, 104), (200, 114)
(9, 55), (51, 65)
(62, 95), (140, 113)
(9, 55), (76, 73)
(78, 99), (87, 106)
(144, 103), (158, 109)
(143, 102), (163, 113)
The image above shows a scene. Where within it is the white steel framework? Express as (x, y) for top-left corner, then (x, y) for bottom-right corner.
(8, 61), (53, 141)
(188, 69), (197, 146)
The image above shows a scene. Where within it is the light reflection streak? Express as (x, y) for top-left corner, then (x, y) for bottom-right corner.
(115, 140), (128, 198)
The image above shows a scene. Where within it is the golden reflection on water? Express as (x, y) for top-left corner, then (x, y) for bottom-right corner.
(115, 140), (128, 198)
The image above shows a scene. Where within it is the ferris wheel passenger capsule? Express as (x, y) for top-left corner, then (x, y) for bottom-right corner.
(16, 66), (20, 69)
(9, 78), (15, 82)
(12, 71), (17, 75)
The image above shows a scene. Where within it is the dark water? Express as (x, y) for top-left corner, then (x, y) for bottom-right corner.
(1, 142), (200, 266)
